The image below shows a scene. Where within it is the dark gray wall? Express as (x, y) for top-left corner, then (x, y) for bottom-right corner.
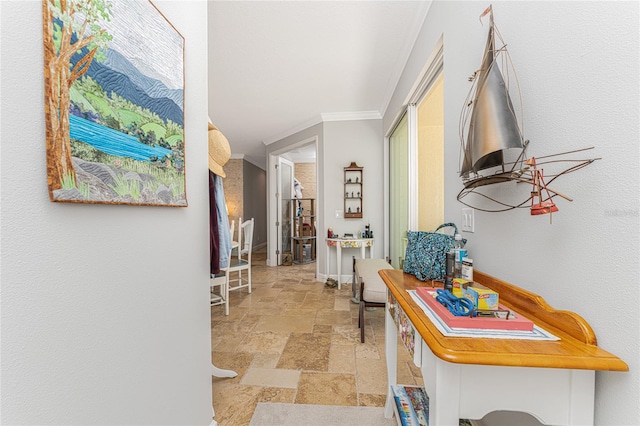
(243, 160), (267, 247)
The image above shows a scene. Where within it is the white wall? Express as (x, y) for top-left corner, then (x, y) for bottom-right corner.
(385, 2), (639, 425)
(322, 119), (385, 280)
(0, 1), (213, 424)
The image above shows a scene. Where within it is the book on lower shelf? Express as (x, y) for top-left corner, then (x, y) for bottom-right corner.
(391, 384), (429, 426)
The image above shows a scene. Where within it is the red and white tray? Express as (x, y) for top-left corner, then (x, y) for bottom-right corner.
(415, 287), (534, 331)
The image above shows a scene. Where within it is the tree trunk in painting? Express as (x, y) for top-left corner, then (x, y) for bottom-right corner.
(42, 0), (110, 199)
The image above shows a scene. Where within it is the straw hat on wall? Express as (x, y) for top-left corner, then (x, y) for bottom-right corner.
(208, 120), (231, 178)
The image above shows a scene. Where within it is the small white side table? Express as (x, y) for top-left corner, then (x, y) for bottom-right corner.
(325, 237), (374, 289)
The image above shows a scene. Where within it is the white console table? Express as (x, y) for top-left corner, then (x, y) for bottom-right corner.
(325, 237), (374, 289)
(379, 269), (628, 426)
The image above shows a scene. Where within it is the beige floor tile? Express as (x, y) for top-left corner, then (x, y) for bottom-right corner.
(211, 304), (249, 321)
(306, 287), (339, 298)
(243, 287), (282, 299)
(356, 357), (389, 395)
(211, 382), (262, 426)
(359, 393), (388, 407)
(211, 319), (258, 351)
(256, 387), (297, 404)
(334, 296), (352, 311)
(250, 352), (281, 369)
(211, 330), (245, 353)
(331, 324), (364, 345)
(212, 351), (254, 384)
(277, 332), (331, 371)
(313, 324), (333, 333)
(397, 359), (419, 385)
(328, 343), (356, 373)
(278, 290), (308, 304)
(300, 298), (335, 310)
(254, 314), (315, 333)
(240, 367), (301, 388)
(355, 341), (382, 359)
(315, 308), (353, 326)
(283, 306), (319, 317)
(235, 330), (291, 354)
(212, 313), (259, 332)
(242, 304), (292, 316)
(295, 372), (357, 406)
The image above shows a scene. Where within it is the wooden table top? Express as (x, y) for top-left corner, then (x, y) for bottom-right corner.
(379, 269), (628, 372)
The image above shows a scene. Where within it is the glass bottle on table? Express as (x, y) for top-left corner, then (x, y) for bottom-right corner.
(453, 233), (466, 278)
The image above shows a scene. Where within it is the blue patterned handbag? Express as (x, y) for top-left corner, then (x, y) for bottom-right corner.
(403, 223), (465, 281)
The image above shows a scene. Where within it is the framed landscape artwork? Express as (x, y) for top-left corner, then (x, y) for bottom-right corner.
(42, 0), (187, 206)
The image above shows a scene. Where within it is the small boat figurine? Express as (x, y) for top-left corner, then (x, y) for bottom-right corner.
(458, 5), (599, 217)
(527, 157), (559, 216)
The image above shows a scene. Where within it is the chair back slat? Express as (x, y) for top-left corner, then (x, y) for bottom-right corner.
(241, 218), (254, 255)
(229, 219), (235, 242)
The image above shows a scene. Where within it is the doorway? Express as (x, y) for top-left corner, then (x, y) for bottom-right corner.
(267, 137), (318, 271)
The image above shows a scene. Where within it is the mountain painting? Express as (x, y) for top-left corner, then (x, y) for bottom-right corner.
(42, 0), (187, 206)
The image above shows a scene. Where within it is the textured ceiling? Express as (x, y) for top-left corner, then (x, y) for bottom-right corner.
(207, 1), (431, 167)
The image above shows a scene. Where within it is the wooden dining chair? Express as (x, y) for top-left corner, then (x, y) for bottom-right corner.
(229, 219), (235, 243)
(210, 244), (233, 315)
(229, 219), (238, 260)
(227, 218), (254, 294)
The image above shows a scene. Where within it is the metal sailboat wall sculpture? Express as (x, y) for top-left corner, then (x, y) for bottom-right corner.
(458, 5), (598, 217)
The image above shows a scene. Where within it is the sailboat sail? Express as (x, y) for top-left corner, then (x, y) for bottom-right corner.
(460, 6), (525, 180)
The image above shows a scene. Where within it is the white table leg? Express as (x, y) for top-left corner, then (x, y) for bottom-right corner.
(421, 349), (462, 426)
(336, 244), (342, 289)
(567, 370), (595, 425)
(326, 243), (330, 281)
(384, 306), (398, 418)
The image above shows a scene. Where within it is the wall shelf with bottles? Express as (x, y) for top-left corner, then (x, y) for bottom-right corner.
(344, 162), (363, 219)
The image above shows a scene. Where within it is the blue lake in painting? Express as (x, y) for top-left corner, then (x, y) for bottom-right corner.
(69, 115), (172, 161)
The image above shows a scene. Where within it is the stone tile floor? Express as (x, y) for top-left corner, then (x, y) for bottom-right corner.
(211, 250), (423, 426)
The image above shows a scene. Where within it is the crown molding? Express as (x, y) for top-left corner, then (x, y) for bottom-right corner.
(320, 111), (381, 122)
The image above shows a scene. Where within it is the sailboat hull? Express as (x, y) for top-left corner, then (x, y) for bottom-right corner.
(531, 200), (559, 215)
(462, 170), (526, 189)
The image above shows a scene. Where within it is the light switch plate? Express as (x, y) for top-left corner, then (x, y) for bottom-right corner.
(462, 208), (474, 233)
